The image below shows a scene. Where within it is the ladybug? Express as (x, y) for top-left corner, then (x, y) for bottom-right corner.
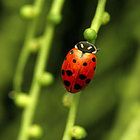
(61, 41), (97, 93)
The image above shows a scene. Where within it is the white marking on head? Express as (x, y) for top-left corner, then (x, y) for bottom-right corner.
(75, 45), (78, 49)
(92, 49), (97, 54)
(81, 44), (84, 48)
(87, 46), (92, 50)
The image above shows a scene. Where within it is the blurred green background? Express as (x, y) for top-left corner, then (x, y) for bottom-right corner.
(0, 0), (140, 140)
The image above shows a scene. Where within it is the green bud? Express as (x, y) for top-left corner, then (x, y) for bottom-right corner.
(39, 72), (54, 86)
(15, 93), (30, 107)
(102, 11), (110, 25)
(62, 93), (73, 107)
(71, 126), (87, 139)
(47, 13), (62, 25)
(20, 5), (38, 19)
(84, 28), (97, 42)
(29, 124), (43, 138)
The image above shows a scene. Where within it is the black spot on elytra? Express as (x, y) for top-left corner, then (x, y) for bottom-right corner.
(92, 57), (96, 62)
(94, 67), (96, 70)
(74, 84), (82, 90)
(66, 70), (73, 76)
(61, 70), (65, 75)
(64, 80), (70, 86)
(83, 62), (87, 66)
(79, 74), (86, 80)
(70, 50), (74, 54)
(85, 79), (91, 84)
(73, 59), (76, 63)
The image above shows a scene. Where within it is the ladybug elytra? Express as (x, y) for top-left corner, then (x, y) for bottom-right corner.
(61, 41), (97, 93)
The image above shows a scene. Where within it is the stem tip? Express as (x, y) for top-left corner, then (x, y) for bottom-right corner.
(83, 28), (97, 42)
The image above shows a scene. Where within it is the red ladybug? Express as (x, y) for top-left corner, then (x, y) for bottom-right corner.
(61, 41), (97, 93)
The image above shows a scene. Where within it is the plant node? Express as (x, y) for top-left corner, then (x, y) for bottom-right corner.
(20, 5), (39, 19)
(38, 72), (54, 86)
(29, 124), (43, 138)
(47, 14), (62, 25)
(102, 11), (110, 25)
(15, 93), (30, 108)
(83, 28), (97, 42)
(70, 125), (87, 139)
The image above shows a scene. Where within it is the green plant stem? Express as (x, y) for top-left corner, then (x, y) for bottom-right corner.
(91, 0), (107, 33)
(18, 25), (54, 140)
(50, 0), (65, 14)
(62, 94), (80, 140)
(17, 0), (65, 140)
(62, 0), (108, 139)
(13, 0), (44, 93)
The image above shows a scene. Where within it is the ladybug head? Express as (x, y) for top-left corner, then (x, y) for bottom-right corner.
(75, 41), (97, 54)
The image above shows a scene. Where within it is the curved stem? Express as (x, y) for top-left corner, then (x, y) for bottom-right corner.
(91, 0), (107, 33)
(13, 0), (44, 93)
(17, 0), (65, 140)
(17, 26), (54, 140)
(62, 0), (108, 139)
(62, 94), (80, 140)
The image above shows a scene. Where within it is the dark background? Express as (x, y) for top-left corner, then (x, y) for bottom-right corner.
(0, 0), (140, 139)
